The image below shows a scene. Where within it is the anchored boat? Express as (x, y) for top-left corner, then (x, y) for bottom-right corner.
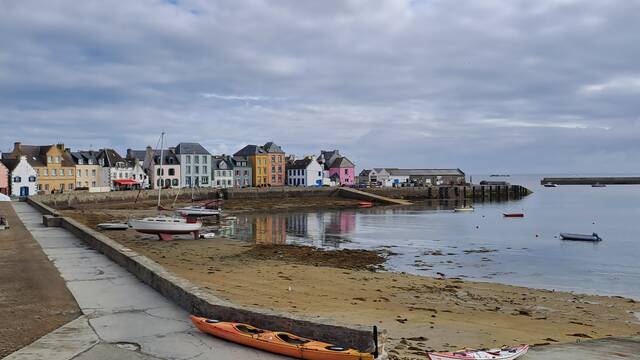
(176, 205), (221, 217)
(503, 213), (524, 218)
(454, 207), (474, 213)
(428, 344), (528, 360)
(190, 316), (376, 360)
(560, 233), (602, 242)
(543, 183), (557, 187)
(97, 223), (129, 230)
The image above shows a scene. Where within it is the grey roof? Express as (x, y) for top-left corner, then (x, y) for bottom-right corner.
(234, 145), (266, 156)
(4, 144), (74, 167)
(212, 156), (233, 170)
(0, 158), (16, 171)
(174, 142), (211, 155)
(263, 142), (284, 153)
(70, 150), (99, 165)
(359, 169), (371, 176)
(232, 156), (251, 167)
(328, 156), (355, 169)
(127, 150), (147, 162)
(287, 158), (314, 170)
(385, 168), (465, 176)
(97, 149), (126, 167)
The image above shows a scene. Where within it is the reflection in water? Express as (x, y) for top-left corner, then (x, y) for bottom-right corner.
(231, 210), (357, 247)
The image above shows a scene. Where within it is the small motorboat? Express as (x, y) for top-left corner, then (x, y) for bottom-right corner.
(503, 213), (524, 218)
(97, 222), (129, 230)
(543, 183), (557, 187)
(176, 205), (221, 217)
(560, 233), (602, 242)
(454, 207), (474, 213)
(592, 183), (606, 188)
(199, 232), (216, 239)
(190, 316), (376, 360)
(359, 201), (374, 208)
(428, 344), (528, 360)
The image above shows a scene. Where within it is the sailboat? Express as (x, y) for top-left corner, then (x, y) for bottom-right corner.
(129, 131), (202, 241)
(176, 172), (222, 217)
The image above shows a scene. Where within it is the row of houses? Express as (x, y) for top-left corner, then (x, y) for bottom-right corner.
(0, 141), (358, 196)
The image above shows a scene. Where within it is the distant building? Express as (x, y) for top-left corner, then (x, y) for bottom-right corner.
(234, 142), (287, 187)
(211, 155), (234, 188)
(173, 143), (211, 188)
(70, 150), (101, 190)
(3, 143), (75, 194)
(286, 155), (323, 187)
(263, 142), (286, 186)
(127, 147), (180, 189)
(318, 150), (355, 186)
(0, 155), (37, 196)
(232, 156), (252, 187)
(359, 168), (466, 187)
(97, 149), (138, 190)
(0, 159), (8, 195)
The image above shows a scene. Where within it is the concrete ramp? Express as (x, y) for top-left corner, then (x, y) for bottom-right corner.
(337, 187), (412, 205)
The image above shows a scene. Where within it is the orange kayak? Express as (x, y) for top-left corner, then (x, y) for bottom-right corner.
(190, 316), (375, 360)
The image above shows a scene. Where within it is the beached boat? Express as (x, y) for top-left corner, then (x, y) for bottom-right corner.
(97, 223), (129, 230)
(592, 183), (606, 187)
(428, 345), (528, 360)
(454, 207), (474, 213)
(176, 205), (221, 217)
(190, 316), (376, 360)
(543, 183), (557, 187)
(503, 213), (524, 218)
(129, 131), (202, 241)
(560, 233), (602, 242)
(129, 216), (201, 241)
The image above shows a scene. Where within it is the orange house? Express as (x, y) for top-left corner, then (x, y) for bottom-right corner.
(262, 142), (285, 186)
(234, 143), (285, 187)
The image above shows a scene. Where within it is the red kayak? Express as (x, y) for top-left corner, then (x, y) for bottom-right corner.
(503, 213), (524, 218)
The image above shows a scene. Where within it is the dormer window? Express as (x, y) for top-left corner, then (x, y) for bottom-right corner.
(99, 158), (105, 166)
(47, 156), (52, 163)
(88, 159), (93, 165)
(78, 159), (84, 165)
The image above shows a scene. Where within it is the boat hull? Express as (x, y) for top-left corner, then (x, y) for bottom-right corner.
(503, 213), (524, 218)
(129, 218), (202, 241)
(190, 316), (374, 360)
(176, 206), (221, 217)
(454, 208), (474, 212)
(428, 345), (528, 360)
(560, 233), (602, 242)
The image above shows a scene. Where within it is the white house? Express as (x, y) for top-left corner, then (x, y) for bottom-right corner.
(286, 155), (324, 187)
(211, 155), (234, 188)
(1, 155), (38, 197)
(97, 149), (138, 190)
(173, 143), (211, 188)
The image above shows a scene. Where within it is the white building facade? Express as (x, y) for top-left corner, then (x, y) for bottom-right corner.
(286, 156), (324, 187)
(4, 156), (38, 197)
(212, 156), (234, 188)
(173, 143), (211, 188)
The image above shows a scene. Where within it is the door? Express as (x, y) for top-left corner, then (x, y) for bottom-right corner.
(20, 186), (29, 196)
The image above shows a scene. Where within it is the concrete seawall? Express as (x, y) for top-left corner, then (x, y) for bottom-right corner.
(541, 177), (640, 185)
(25, 197), (375, 352)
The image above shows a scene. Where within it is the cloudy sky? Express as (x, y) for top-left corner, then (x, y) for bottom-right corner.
(1, 0), (639, 173)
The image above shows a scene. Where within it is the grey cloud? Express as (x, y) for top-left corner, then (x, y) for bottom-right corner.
(1, 0), (639, 173)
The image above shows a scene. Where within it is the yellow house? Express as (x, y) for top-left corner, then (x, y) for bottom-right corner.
(5, 143), (76, 194)
(234, 145), (269, 187)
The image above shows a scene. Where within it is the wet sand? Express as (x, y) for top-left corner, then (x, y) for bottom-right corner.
(59, 197), (640, 359)
(0, 203), (80, 357)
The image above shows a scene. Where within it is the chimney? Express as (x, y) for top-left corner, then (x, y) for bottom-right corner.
(56, 143), (65, 151)
(126, 149), (133, 159)
(13, 142), (21, 153)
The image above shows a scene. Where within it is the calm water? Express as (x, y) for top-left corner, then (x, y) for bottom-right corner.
(224, 175), (640, 299)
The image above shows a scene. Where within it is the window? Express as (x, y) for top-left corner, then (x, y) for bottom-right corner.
(235, 170), (240, 176)
(45, 184), (49, 190)
(28, 176), (36, 182)
(68, 183), (73, 190)
(194, 156), (199, 164)
(78, 159), (84, 165)
(201, 176), (208, 184)
(344, 169), (348, 175)
(244, 170), (248, 176)
(227, 180), (232, 186)
(194, 166), (199, 174)
(38, 184), (42, 190)
(271, 166), (275, 173)
(85, 169), (88, 177)
(77, 181), (82, 187)
(203, 165), (207, 173)
(186, 166), (191, 174)
(77, 170), (81, 177)
(92, 170), (96, 176)
(47, 156), (52, 163)
(92, 181), (96, 187)
(157, 179), (162, 187)
(202, 156), (208, 164)
(172, 179), (178, 186)
(318, 171), (321, 177)
(68, 169), (73, 176)
(60, 170), (65, 177)
(186, 155), (191, 163)
(88, 159), (93, 165)
(119, 172), (123, 178)
(168, 168), (175, 176)
(301, 179), (305, 185)
(44, 169), (48, 176)
(52, 169), (57, 176)
(56, 156), (61, 163)
(157, 168), (161, 176)
(13, 176), (21, 182)
(216, 180), (220, 186)
(271, 155), (275, 162)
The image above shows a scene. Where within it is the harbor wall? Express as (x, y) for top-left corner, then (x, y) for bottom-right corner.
(26, 198), (375, 352)
(541, 177), (640, 185)
(364, 184), (531, 200)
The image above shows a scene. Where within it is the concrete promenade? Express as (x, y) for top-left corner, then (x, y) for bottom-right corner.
(3, 202), (282, 360)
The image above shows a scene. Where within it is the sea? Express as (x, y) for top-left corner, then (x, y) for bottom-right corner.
(224, 175), (640, 300)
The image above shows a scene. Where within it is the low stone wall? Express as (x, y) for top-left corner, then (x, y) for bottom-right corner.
(223, 186), (335, 200)
(29, 199), (375, 352)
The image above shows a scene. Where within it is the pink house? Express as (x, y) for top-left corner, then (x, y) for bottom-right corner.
(327, 157), (355, 185)
(0, 160), (8, 194)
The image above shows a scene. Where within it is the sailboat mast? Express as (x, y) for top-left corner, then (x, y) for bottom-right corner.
(157, 131), (165, 209)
